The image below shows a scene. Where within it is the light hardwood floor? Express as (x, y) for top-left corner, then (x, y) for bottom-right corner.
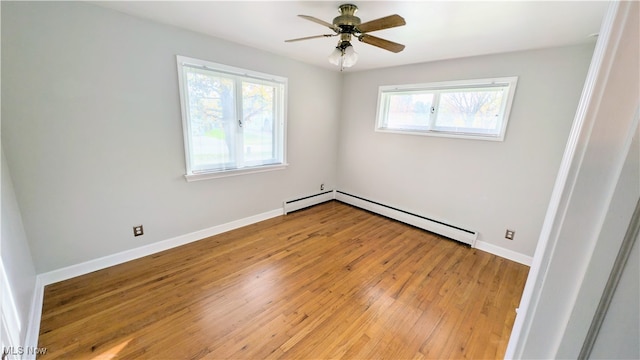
(38, 201), (528, 359)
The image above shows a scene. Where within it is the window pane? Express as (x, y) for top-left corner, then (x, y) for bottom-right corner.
(178, 56), (288, 178)
(435, 88), (505, 135)
(376, 77), (516, 141)
(185, 68), (236, 169)
(242, 81), (276, 164)
(384, 92), (433, 130)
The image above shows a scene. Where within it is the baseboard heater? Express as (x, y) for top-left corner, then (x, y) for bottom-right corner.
(283, 190), (335, 214)
(335, 191), (478, 247)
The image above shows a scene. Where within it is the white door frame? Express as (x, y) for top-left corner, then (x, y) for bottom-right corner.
(505, 1), (640, 358)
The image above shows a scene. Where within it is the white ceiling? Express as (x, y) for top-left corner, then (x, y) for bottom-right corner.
(93, 1), (610, 72)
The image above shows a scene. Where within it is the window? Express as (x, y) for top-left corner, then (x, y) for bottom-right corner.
(376, 77), (518, 141)
(177, 56), (287, 181)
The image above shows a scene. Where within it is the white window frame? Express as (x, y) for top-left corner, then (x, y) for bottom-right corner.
(375, 77), (518, 141)
(176, 55), (288, 181)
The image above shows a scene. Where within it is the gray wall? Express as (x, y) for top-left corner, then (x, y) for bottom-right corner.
(1, 2), (341, 272)
(2, 2), (596, 272)
(1, 148), (36, 346)
(337, 44), (594, 257)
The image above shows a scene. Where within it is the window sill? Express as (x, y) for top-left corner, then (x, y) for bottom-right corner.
(184, 163), (288, 182)
(375, 128), (505, 141)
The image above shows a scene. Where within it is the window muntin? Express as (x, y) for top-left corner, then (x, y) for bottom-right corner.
(177, 56), (287, 179)
(377, 77), (517, 141)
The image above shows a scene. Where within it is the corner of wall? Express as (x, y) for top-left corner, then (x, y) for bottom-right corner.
(1, 147), (39, 352)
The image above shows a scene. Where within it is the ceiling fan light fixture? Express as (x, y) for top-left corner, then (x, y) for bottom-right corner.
(328, 40), (358, 70)
(328, 47), (343, 66)
(342, 44), (358, 68)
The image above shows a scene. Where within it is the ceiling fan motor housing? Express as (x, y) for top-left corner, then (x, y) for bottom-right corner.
(334, 4), (361, 33)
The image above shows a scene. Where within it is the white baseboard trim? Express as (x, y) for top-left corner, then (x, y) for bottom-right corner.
(24, 207), (284, 355)
(334, 191), (531, 266)
(474, 240), (533, 266)
(38, 208), (283, 286)
(283, 190), (336, 214)
(21, 198), (532, 354)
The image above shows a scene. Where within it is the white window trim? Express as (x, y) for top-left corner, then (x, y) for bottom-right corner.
(176, 55), (288, 181)
(184, 163), (288, 182)
(375, 77), (518, 141)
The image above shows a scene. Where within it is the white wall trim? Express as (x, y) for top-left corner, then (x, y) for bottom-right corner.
(474, 240), (533, 266)
(334, 191), (533, 264)
(22, 277), (44, 360)
(21, 194), (536, 354)
(37, 208), (283, 286)
(22, 207), (284, 355)
(0, 258), (20, 353)
(504, 2), (624, 358)
(30, 194), (532, 286)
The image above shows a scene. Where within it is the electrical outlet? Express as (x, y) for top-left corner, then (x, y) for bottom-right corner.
(320, 183), (325, 191)
(505, 229), (515, 240)
(133, 225), (144, 237)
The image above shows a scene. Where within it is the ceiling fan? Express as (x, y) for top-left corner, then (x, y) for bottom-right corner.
(285, 4), (406, 70)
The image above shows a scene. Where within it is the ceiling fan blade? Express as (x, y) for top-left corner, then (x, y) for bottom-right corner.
(298, 15), (339, 32)
(357, 14), (406, 33)
(285, 34), (337, 43)
(358, 34), (405, 53)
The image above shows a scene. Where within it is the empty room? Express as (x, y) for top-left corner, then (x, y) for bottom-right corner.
(2, 1), (638, 359)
